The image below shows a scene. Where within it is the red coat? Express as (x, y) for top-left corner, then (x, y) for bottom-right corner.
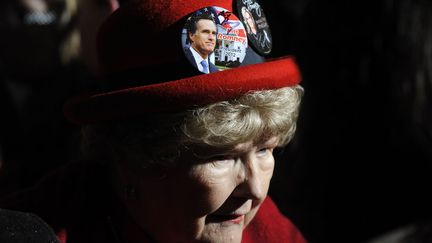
(0, 162), (307, 243)
(243, 197), (307, 243)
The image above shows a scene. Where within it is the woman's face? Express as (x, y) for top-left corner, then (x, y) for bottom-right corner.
(119, 136), (279, 243)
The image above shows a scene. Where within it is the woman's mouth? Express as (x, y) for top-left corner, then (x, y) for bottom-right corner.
(207, 214), (245, 224)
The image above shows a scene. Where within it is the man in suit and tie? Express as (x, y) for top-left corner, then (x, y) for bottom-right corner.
(185, 13), (219, 73)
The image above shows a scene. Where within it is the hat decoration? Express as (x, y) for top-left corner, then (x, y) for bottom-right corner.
(236, 0), (272, 55)
(182, 6), (248, 73)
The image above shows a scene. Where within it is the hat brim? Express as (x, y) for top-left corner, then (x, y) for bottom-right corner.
(64, 56), (301, 124)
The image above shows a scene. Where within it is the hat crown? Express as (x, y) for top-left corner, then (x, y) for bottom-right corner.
(97, 0), (233, 75)
(64, 0), (301, 125)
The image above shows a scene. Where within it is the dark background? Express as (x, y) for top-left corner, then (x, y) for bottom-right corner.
(267, 0), (432, 243)
(2, 1), (432, 243)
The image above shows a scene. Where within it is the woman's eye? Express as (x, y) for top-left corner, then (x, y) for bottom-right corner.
(257, 147), (273, 156)
(207, 155), (234, 163)
(208, 156), (235, 167)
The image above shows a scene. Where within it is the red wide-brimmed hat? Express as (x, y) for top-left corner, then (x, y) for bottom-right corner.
(64, 0), (301, 124)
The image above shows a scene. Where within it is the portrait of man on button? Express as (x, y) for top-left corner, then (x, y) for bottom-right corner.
(184, 11), (219, 74)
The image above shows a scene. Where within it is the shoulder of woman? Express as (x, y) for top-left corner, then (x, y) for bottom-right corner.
(242, 197), (308, 243)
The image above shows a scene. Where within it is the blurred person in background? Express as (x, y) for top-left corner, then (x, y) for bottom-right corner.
(0, 0), (126, 196)
(0, 0), (83, 195)
(78, 0), (121, 74)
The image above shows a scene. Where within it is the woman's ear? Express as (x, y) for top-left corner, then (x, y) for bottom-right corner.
(113, 162), (141, 201)
(114, 160), (171, 200)
(113, 162), (171, 205)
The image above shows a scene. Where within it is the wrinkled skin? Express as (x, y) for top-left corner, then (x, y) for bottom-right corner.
(116, 136), (279, 243)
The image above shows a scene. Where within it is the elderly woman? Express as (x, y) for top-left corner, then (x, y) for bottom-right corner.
(76, 86), (303, 243)
(1, 1), (306, 242)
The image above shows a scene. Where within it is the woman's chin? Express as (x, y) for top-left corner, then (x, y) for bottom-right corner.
(198, 223), (244, 243)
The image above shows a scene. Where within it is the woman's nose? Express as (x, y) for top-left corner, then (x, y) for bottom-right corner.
(232, 157), (266, 201)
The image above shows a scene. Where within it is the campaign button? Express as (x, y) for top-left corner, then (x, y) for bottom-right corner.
(181, 6), (248, 73)
(237, 0), (272, 55)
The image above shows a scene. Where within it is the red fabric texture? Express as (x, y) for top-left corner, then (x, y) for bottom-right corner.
(64, 57), (301, 124)
(243, 197), (307, 243)
(56, 228), (67, 243)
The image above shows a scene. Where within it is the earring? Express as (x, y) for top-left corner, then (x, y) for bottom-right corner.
(123, 184), (137, 200)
